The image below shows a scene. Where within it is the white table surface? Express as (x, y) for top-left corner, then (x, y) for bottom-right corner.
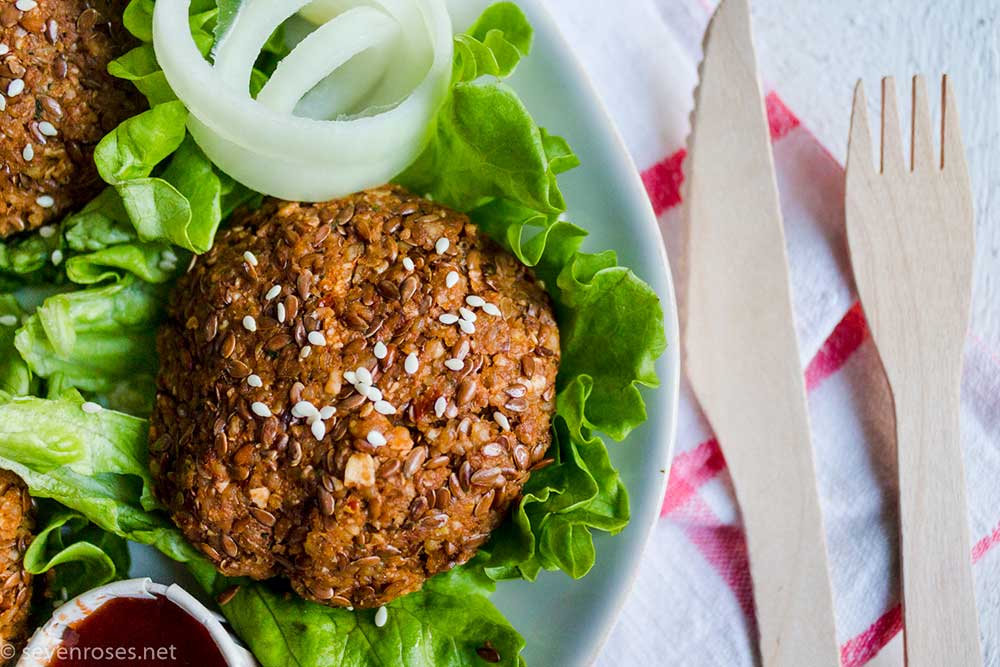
(542, 0), (996, 664)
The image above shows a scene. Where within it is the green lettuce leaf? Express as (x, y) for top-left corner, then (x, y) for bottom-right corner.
(0, 295), (32, 396)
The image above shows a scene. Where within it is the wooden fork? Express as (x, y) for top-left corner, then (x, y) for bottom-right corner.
(845, 75), (982, 667)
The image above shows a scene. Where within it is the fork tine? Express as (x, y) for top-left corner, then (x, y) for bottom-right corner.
(911, 75), (934, 172)
(881, 77), (904, 174)
(942, 74), (967, 174)
(847, 80), (875, 178)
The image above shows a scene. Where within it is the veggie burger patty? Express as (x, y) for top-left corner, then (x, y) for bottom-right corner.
(0, 0), (142, 238)
(151, 186), (560, 608)
(0, 469), (32, 661)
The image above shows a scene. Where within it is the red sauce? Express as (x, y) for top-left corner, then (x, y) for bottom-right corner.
(48, 595), (228, 667)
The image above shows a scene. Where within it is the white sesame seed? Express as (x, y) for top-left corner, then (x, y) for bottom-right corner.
(81, 401), (103, 414)
(482, 303), (502, 317)
(374, 606), (388, 628)
(0, 315), (17, 327)
(38, 225), (55, 238)
(251, 402), (272, 418)
(242, 316), (257, 332)
(36, 195), (54, 208)
(38, 121), (57, 137)
(299, 345), (312, 359)
(0, 96), (7, 111)
(344, 370), (357, 384)
(50, 249), (63, 266)
(364, 386), (383, 402)
(0, 45), (8, 56)
(465, 295), (486, 308)
(445, 271), (459, 288)
(276, 303), (286, 323)
(439, 313), (459, 325)
(243, 250), (258, 266)
(265, 285), (282, 300)
(366, 430), (387, 447)
(356, 367), (373, 386)
(307, 331), (326, 346)
(307, 413), (322, 425)
(444, 358), (464, 371)
(319, 406), (336, 420)
(7, 79), (24, 97)
(459, 308), (477, 322)
(434, 396), (447, 417)
(435, 237), (450, 254)
(404, 353), (419, 375)
(374, 400), (396, 415)
(291, 401), (319, 419)
(15, 0), (37, 11)
(459, 320), (475, 334)
(22, 144), (33, 161)
(311, 419), (327, 440)
(247, 374), (263, 388)
(373, 341), (388, 359)
(483, 443), (503, 457)
(494, 412), (511, 431)
(402, 257), (415, 271)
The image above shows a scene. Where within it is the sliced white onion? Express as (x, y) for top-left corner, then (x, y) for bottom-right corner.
(151, 0), (452, 201)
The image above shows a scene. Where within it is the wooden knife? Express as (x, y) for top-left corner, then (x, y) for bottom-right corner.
(682, 0), (841, 664)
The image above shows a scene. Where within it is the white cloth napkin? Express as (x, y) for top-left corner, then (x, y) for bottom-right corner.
(542, 0), (1000, 665)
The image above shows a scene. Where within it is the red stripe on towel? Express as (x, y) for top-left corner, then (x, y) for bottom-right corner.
(805, 302), (869, 391)
(641, 149), (687, 216)
(840, 605), (904, 667)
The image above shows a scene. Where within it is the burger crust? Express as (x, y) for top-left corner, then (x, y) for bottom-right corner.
(0, 469), (33, 661)
(151, 186), (560, 608)
(0, 0), (143, 238)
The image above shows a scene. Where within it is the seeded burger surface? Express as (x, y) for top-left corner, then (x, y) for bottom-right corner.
(0, 0), (142, 238)
(150, 186), (560, 608)
(0, 469), (32, 661)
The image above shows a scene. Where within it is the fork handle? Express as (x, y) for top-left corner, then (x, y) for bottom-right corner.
(895, 379), (982, 667)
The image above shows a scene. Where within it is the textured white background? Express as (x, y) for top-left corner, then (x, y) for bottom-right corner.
(542, 0), (999, 664)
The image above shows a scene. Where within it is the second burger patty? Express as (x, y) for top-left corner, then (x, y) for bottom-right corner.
(151, 186), (560, 608)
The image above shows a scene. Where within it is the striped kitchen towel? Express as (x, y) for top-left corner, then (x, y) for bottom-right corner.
(543, 0), (1000, 665)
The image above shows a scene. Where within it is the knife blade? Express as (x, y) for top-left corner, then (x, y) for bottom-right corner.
(682, 0), (840, 664)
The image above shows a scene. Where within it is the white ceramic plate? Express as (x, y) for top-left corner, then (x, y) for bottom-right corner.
(132, 2), (680, 665)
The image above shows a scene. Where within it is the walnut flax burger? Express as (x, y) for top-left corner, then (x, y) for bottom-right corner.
(150, 186), (560, 609)
(0, 469), (32, 662)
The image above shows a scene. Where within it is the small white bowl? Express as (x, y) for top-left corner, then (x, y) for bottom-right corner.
(17, 578), (255, 667)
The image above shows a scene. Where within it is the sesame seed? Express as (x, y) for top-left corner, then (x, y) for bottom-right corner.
(0, 315), (17, 327)
(0, 45), (8, 56)
(319, 406), (336, 420)
(81, 402), (102, 414)
(265, 285), (282, 300)
(344, 370), (357, 384)
(459, 320), (475, 334)
(243, 250), (258, 266)
(22, 144), (33, 161)
(38, 121), (57, 137)
(373, 341), (388, 359)
(482, 303), (502, 317)
(15, 0), (36, 11)
(435, 237), (449, 254)
(311, 419), (327, 440)
(439, 313), (459, 325)
(374, 400), (396, 415)
(307, 413), (322, 425)
(444, 358), (464, 371)
(307, 331), (326, 346)
(402, 257), (415, 271)
(36, 195), (54, 208)
(356, 367), (373, 386)
(404, 353), (419, 375)
(459, 308), (477, 322)
(299, 345), (312, 359)
(466, 295), (486, 308)
(276, 303), (286, 323)
(242, 316), (257, 332)
(7, 79), (24, 97)
(38, 225), (55, 238)
(292, 399), (318, 417)
(0, 96), (7, 111)
(483, 444), (502, 457)
(247, 374), (263, 388)
(251, 402), (272, 417)
(494, 412), (511, 431)
(434, 396), (447, 417)
(366, 430), (387, 447)
(50, 249), (63, 266)
(445, 271), (459, 288)
(374, 606), (388, 628)
(364, 386), (383, 402)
